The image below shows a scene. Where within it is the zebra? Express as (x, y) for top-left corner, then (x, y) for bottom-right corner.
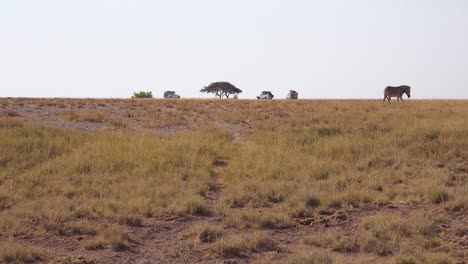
(383, 85), (411, 103)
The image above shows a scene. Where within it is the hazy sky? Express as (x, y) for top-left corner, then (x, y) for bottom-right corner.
(1, 0), (467, 99)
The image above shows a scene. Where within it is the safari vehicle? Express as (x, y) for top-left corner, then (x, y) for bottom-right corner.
(287, 90), (298, 99)
(257, 91), (274, 100)
(163, 91), (180, 99)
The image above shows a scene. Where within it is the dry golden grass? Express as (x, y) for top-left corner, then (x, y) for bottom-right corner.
(0, 242), (44, 263)
(225, 209), (295, 229)
(358, 212), (439, 256)
(211, 232), (279, 258)
(194, 224), (224, 243)
(0, 99), (466, 263)
(286, 251), (333, 264)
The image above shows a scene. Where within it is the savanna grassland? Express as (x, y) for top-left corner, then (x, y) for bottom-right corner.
(0, 98), (467, 264)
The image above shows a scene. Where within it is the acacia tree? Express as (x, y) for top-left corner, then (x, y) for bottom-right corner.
(200, 82), (242, 99)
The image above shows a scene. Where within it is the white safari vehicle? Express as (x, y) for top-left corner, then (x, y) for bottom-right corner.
(163, 91), (180, 99)
(287, 90), (298, 99)
(257, 91), (274, 100)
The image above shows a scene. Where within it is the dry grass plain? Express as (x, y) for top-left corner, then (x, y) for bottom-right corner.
(0, 98), (467, 264)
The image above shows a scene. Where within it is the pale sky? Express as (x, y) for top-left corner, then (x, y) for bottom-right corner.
(1, 0), (467, 99)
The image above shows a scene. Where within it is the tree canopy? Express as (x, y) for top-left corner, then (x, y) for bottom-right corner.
(200, 82), (242, 99)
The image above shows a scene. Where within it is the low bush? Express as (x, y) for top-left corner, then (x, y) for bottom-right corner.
(101, 225), (133, 252)
(197, 225), (223, 243)
(132, 91), (153, 98)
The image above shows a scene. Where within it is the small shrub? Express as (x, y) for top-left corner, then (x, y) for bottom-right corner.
(326, 198), (343, 209)
(120, 214), (143, 227)
(212, 236), (245, 258)
(101, 225), (132, 252)
(197, 225), (223, 243)
(359, 230), (398, 256)
(132, 91), (153, 98)
(224, 193), (259, 208)
(110, 240), (129, 252)
(305, 194), (321, 208)
(429, 189), (449, 204)
(427, 187), (449, 204)
(248, 232), (278, 253)
(182, 197), (212, 216)
(359, 215), (401, 256)
(289, 205), (312, 218)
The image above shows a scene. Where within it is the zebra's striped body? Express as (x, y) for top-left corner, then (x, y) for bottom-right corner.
(383, 85), (411, 103)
